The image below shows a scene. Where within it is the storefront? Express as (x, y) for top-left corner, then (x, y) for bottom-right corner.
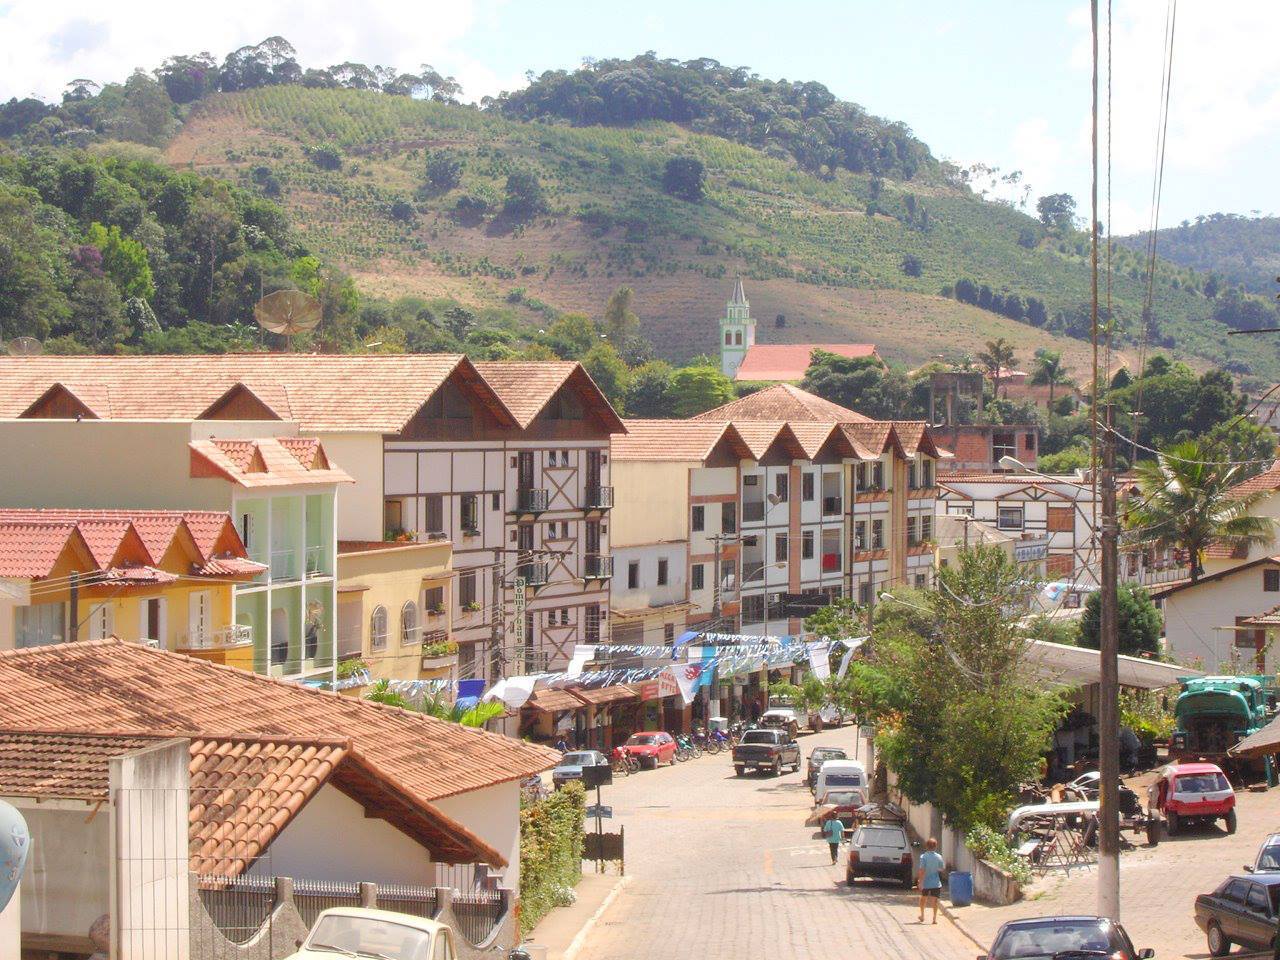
(519, 687), (588, 747)
(570, 684), (639, 750)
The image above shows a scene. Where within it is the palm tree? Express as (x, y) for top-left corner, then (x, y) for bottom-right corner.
(1126, 439), (1275, 581)
(1029, 349), (1074, 411)
(364, 680), (506, 727)
(977, 337), (1016, 399)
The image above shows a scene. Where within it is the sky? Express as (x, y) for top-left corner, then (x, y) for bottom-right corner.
(1, 0), (1277, 233)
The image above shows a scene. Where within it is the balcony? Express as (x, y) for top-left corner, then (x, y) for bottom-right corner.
(585, 485), (614, 510)
(742, 501), (765, 523)
(516, 560), (550, 587)
(184, 624), (253, 649)
(584, 554), (614, 580)
(270, 549), (298, 581)
(513, 488), (550, 514)
(822, 496), (843, 517)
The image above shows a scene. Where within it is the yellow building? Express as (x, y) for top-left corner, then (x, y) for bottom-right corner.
(336, 537), (456, 688)
(0, 508), (263, 670)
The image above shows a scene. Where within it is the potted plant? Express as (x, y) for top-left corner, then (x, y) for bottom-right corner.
(464, 601), (482, 613)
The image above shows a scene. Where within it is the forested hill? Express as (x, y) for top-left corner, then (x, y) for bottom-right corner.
(1117, 214), (1280, 297)
(3, 38), (1280, 384)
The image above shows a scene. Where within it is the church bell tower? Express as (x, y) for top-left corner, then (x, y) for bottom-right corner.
(719, 277), (755, 377)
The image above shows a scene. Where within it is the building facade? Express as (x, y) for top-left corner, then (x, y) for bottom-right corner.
(719, 277), (757, 378)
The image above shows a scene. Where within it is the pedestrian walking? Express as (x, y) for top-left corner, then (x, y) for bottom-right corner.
(554, 735), (568, 753)
(916, 838), (945, 924)
(822, 816), (845, 863)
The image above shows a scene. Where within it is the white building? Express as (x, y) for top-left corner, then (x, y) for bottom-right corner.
(719, 277), (756, 378)
(1155, 554), (1280, 674)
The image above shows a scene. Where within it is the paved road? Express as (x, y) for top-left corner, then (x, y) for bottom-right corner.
(573, 727), (978, 960)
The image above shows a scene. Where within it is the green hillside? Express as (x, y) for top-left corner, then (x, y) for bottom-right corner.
(1118, 213), (1280, 296)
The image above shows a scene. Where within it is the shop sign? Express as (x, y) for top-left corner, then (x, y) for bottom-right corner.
(657, 668), (680, 699)
(638, 681), (658, 701)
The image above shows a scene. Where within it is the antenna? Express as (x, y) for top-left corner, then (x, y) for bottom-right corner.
(8, 337), (43, 357)
(253, 289), (322, 351)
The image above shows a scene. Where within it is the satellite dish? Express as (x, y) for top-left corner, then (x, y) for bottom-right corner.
(253, 290), (322, 348)
(8, 337), (43, 357)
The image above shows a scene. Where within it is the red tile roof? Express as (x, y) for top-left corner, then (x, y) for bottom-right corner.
(693, 383), (870, 423)
(733, 344), (880, 382)
(189, 437), (353, 488)
(613, 420), (752, 462)
(474, 361), (626, 433)
(1229, 463), (1280, 499)
(0, 522), (89, 578)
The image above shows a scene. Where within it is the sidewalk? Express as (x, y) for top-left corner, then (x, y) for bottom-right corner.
(523, 870), (627, 960)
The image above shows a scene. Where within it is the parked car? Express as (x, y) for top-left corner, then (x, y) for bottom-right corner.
(980, 916), (1152, 960)
(286, 907), (457, 960)
(814, 759), (868, 803)
(806, 746), (849, 790)
(621, 731), (677, 769)
(845, 823), (913, 888)
(815, 788), (867, 828)
(1195, 873), (1280, 956)
(1246, 832), (1280, 873)
(759, 707), (801, 738)
(551, 750), (609, 788)
(732, 728), (800, 776)
(1148, 761), (1236, 835)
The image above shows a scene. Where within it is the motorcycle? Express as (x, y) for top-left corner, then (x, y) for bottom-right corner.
(709, 728), (732, 753)
(695, 728), (721, 755)
(610, 745), (639, 776)
(675, 734), (701, 760)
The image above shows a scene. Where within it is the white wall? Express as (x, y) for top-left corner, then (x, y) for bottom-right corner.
(248, 783), (434, 886)
(0, 879), (17, 958)
(1164, 563), (1280, 673)
(12, 803), (110, 943)
(613, 542), (688, 613)
(611, 461), (693, 547)
(315, 432), (384, 541)
(433, 781), (521, 893)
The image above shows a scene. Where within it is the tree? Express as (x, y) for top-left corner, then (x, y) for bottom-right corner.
(805, 597), (867, 639)
(545, 312), (598, 359)
(1078, 584), (1161, 657)
(625, 360), (674, 416)
(503, 171), (544, 221)
(668, 365), (734, 417)
(1029, 348), (1072, 410)
(580, 342), (630, 412)
(1036, 193), (1077, 231)
(1126, 439), (1275, 581)
(801, 351), (913, 420)
(662, 156), (705, 202)
(364, 680), (504, 727)
(603, 286), (640, 343)
(307, 143), (342, 171)
(900, 253), (923, 277)
(1202, 418), (1277, 482)
(977, 337), (1016, 398)
(425, 151), (462, 193)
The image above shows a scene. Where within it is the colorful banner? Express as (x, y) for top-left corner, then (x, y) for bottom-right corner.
(807, 641), (831, 680)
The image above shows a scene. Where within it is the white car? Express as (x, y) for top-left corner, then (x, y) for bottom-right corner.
(846, 823), (914, 888)
(286, 907), (457, 960)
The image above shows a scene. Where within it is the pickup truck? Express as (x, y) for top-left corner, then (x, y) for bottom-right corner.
(733, 728), (801, 777)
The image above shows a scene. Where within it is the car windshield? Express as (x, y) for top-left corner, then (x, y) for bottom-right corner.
(825, 791), (864, 806)
(742, 731), (780, 744)
(627, 735), (658, 745)
(824, 772), (861, 786)
(1258, 843), (1280, 870)
(812, 749), (847, 761)
(307, 914), (433, 960)
(1175, 773), (1230, 793)
(856, 827), (905, 846)
(561, 753), (595, 766)
(991, 919), (1124, 959)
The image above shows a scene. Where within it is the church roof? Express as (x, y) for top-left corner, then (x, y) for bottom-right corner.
(692, 383), (871, 423)
(729, 276), (748, 307)
(732, 343), (881, 383)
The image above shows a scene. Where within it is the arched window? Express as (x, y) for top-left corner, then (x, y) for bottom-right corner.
(724, 330), (733, 346)
(734, 331), (742, 346)
(370, 605), (388, 650)
(401, 600), (419, 645)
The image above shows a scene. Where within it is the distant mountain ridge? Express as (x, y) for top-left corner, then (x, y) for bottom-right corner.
(1118, 214), (1280, 296)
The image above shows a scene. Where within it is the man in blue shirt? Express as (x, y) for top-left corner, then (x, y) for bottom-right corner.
(822, 816), (845, 863)
(917, 837), (945, 924)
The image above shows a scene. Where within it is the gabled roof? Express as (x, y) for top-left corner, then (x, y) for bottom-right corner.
(473, 361), (626, 433)
(692, 383), (870, 423)
(1229, 463), (1280, 499)
(840, 422), (906, 459)
(613, 420), (752, 462)
(1154, 554), (1280, 599)
(189, 437), (353, 488)
(0, 354), (518, 433)
(892, 421), (941, 458)
(733, 344), (880, 383)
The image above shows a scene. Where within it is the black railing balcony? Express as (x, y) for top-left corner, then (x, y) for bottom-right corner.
(584, 554), (614, 579)
(822, 496), (842, 516)
(742, 501), (765, 523)
(513, 488), (550, 513)
(585, 485), (614, 510)
(516, 560), (549, 587)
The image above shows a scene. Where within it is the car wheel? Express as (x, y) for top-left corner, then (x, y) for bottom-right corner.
(1207, 920), (1231, 957)
(735, 765), (745, 776)
(772, 759), (782, 777)
(1226, 809), (1237, 834)
(902, 869), (914, 889)
(1165, 811), (1179, 836)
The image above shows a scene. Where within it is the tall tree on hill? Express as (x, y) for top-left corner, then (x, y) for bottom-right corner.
(1029, 348), (1072, 410)
(603, 286), (640, 344)
(977, 337), (1016, 399)
(662, 156), (705, 202)
(1036, 193), (1077, 232)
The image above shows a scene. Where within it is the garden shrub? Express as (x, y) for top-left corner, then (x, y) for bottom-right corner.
(519, 781), (585, 934)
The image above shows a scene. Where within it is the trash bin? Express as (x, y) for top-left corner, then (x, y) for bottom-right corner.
(948, 870), (973, 907)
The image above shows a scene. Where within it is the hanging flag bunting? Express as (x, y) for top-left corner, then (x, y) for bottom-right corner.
(568, 644), (594, 674)
(807, 641), (831, 680)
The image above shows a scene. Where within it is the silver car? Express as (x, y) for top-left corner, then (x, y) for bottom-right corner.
(551, 750), (608, 788)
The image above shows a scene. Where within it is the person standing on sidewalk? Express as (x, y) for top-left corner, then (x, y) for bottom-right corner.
(917, 838), (945, 924)
(822, 816), (845, 863)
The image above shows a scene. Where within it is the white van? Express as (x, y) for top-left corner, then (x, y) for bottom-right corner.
(815, 759), (867, 803)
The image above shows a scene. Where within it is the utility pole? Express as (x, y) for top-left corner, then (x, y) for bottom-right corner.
(711, 536), (723, 622)
(1098, 403), (1121, 919)
(490, 548), (504, 684)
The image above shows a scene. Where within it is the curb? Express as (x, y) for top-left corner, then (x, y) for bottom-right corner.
(561, 875), (629, 960)
(939, 900), (988, 953)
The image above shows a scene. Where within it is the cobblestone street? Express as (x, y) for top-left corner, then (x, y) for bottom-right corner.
(572, 727), (977, 960)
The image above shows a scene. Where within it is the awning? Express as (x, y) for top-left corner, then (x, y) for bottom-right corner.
(571, 685), (639, 707)
(1020, 640), (1200, 690)
(1231, 715), (1280, 759)
(524, 688), (584, 713)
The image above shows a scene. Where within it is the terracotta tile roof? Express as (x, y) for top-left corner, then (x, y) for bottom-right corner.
(1229, 463), (1280, 499)
(0, 522), (86, 578)
(728, 421), (790, 459)
(474, 361), (626, 433)
(570, 685), (638, 706)
(1204, 541), (1250, 560)
(66, 519), (134, 567)
(189, 437), (353, 488)
(1243, 605), (1280, 626)
(692, 383), (871, 423)
(784, 422), (844, 459)
(100, 565), (179, 584)
(840, 422), (904, 459)
(891, 421), (940, 457)
(0, 729), (157, 799)
(525, 687), (585, 713)
(0, 354), (519, 432)
(613, 420), (751, 462)
(0, 640), (559, 804)
(733, 344), (880, 383)
(197, 556), (267, 577)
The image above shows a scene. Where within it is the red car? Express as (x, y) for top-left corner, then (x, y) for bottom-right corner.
(1147, 761), (1237, 835)
(622, 732), (677, 769)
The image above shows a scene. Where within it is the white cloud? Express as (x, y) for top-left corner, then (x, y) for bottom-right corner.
(0, 0), (510, 102)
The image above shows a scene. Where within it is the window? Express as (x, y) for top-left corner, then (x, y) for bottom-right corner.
(424, 494), (444, 535)
(691, 505), (705, 532)
(1247, 884), (1271, 916)
(722, 501), (737, 534)
(741, 594), (765, 624)
(871, 519), (884, 550)
(857, 582), (872, 606)
(872, 462), (884, 490)
(87, 604), (113, 642)
(459, 571), (477, 608)
(774, 473), (788, 502)
(628, 561), (640, 589)
(774, 533), (788, 563)
(370, 605), (388, 650)
(240, 512), (254, 550)
(424, 586), (444, 615)
(401, 601), (420, 644)
(15, 602), (65, 648)
(1024, 432), (1037, 452)
(657, 558), (669, 586)
(725, 331), (733, 346)
(997, 506), (1024, 531)
(993, 431), (1016, 462)
(560, 608), (570, 625)
(664, 623), (675, 644)
(907, 516), (919, 546)
(1047, 506), (1073, 533)
(802, 472), (815, 502)
(491, 492), (501, 511)
(734, 331), (742, 346)
(802, 530), (815, 560)
(921, 514), (933, 542)
(141, 597), (166, 643)
(384, 498), (403, 533)
(585, 604), (601, 643)
(921, 460), (934, 488)
(188, 591), (211, 643)
(854, 521), (867, 551)
(692, 564), (705, 591)
(908, 463), (918, 489)
(460, 494), (479, 533)
(1266, 569), (1280, 592)
(914, 574), (927, 589)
